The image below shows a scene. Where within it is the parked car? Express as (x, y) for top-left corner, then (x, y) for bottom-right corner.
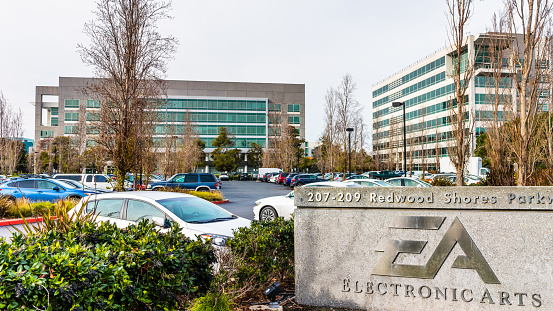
(368, 170), (403, 180)
(290, 174), (327, 187)
(346, 179), (394, 187)
(146, 173), (220, 191)
(77, 191), (250, 245)
(52, 174), (118, 191)
(219, 173), (229, 181)
(58, 179), (111, 193)
(0, 178), (100, 202)
(276, 172), (290, 184)
(253, 181), (362, 221)
(427, 173), (456, 182)
(445, 174), (482, 185)
(283, 173), (297, 186)
(385, 177), (432, 187)
(344, 174), (369, 181)
(238, 173), (251, 181)
(334, 173), (356, 182)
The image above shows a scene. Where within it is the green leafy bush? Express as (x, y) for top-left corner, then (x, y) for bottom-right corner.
(0, 220), (215, 310)
(220, 218), (294, 298)
(190, 292), (234, 311)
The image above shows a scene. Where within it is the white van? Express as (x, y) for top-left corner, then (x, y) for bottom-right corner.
(258, 168), (283, 179)
(53, 174), (116, 191)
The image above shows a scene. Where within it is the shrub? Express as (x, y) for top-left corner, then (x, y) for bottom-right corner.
(158, 187), (224, 202)
(219, 218), (294, 299)
(431, 177), (456, 186)
(190, 292), (234, 311)
(0, 220), (215, 310)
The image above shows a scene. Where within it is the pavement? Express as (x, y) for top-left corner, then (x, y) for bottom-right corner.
(218, 179), (292, 220)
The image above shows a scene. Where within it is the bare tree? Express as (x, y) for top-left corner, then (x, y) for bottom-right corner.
(504, 0), (552, 185)
(319, 88), (340, 176)
(335, 74), (362, 174)
(0, 92), (24, 175)
(446, 0), (476, 186)
(78, 0), (177, 190)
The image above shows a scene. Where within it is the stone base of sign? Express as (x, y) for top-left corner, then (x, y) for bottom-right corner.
(294, 187), (553, 310)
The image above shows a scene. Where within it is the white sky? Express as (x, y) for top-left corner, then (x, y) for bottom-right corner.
(0, 0), (503, 143)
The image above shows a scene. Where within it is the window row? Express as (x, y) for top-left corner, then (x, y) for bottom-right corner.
(164, 112), (266, 124)
(474, 76), (512, 88)
(154, 125), (266, 136)
(373, 71), (447, 109)
(372, 56), (446, 98)
(65, 99), (79, 108)
(475, 93), (511, 105)
(165, 99), (266, 111)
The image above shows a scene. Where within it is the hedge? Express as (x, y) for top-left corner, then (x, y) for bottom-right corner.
(0, 220), (215, 310)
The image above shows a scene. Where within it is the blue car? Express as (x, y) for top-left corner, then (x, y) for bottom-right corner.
(146, 173), (220, 191)
(0, 178), (99, 202)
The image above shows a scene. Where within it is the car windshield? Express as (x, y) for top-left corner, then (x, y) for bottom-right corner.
(61, 180), (93, 189)
(156, 197), (234, 223)
(50, 180), (76, 189)
(417, 179), (433, 187)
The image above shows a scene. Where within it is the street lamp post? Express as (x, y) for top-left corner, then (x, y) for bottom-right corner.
(346, 127), (354, 174)
(392, 102), (406, 172)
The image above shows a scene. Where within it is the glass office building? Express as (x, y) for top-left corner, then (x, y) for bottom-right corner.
(34, 78), (305, 173)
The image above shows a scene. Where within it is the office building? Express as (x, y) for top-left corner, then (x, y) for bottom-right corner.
(34, 77), (305, 173)
(372, 33), (520, 172)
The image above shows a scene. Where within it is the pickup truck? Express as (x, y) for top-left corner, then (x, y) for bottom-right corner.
(367, 170), (402, 180)
(146, 173), (220, 191)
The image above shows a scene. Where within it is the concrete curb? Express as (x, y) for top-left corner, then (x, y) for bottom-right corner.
(0, 217), (51, 227)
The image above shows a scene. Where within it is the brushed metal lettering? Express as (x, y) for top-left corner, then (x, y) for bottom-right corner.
(373, 216), (500, 284)
(389, 216), (445, 229)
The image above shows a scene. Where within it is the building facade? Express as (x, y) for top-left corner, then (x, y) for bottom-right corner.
(372, 33), (520, 172)
(34, 77), (305, 173)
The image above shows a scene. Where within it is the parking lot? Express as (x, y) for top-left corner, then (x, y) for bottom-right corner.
(219, 179), (292, 220)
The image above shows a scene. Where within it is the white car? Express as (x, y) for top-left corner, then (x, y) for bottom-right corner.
(76, 191), (251, 245)
(346, 178), (394, 187)
(253, 181), (362, 221)
(385, 177), (432, 187)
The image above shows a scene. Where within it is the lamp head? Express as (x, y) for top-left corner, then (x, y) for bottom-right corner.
(346, 127), (354, 132)
(392, 102), (404, 107)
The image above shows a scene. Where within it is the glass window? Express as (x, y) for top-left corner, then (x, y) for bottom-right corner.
(157, 197), (231, 223)
(126, 200), (165, 222)
(404, 179), (420, 187)
(51, 108), (59, 116)
(86, 175), (93, 182)
(94, 175), (108, 182)
(386, 179), (402, 186)
(86, 199), (124, 218)
(172, 174), (185, 183)
(65, 99), (80, 108)
(199, 174), (215, 182)
(185, 174), (197, 183)
(14, 180), (36, 188)
(36, 180), (59, 190)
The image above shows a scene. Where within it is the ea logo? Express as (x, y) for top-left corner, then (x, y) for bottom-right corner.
(372, 216), (500, 284)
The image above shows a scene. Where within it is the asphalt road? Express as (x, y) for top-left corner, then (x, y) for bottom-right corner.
(218, 179), (292, 220)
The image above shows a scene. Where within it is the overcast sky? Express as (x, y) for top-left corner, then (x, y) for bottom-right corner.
(0, 0), (504, 143)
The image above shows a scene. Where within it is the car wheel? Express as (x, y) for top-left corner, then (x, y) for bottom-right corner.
(197, 187), (210, 192)
(67, 195), (82, 201)
(260, 206), (278, 221)
(296, 182), (304, 187)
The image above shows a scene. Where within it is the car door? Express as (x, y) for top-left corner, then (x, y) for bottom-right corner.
(12, 180), (37, 201)
(404, 179), (421, 187)
(182, 174), (198, 190)
(386, 179), (403, 187)
(122, 199), (168, 230)
(35, 180), (66, 202)
(168, 174), (185, 188)
(86, 199), (125, 226)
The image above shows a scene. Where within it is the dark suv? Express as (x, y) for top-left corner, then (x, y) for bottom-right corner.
(290, 174), (327, 187)
(146, 173), (220, 191)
